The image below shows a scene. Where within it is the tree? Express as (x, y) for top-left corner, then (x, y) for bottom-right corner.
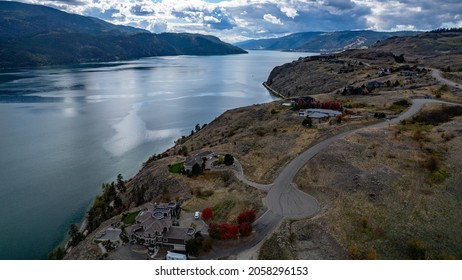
(201, 208), (213, 221)
(116, 174), (126, 193)
(195, 123), (201, 133)
(221, 223), (239, 239)
(224, 154), (234, 166)
(302, 118), (313, 128)
(239, 222), (253, 237)
(48, 247), (65, 260)
(191, 162), (202, 176)
(407, 239), (426, 260)
(68, 224), (84, 247)
(186, 232), (204, 256)
(180, 145), (188, 156)
(237, 210), (256, 224)
(208, 223), (223, 239)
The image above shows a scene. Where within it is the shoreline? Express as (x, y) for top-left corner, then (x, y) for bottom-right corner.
(262, 81), (288, 100)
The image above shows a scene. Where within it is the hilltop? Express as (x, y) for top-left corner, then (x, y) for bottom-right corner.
(235, 30), (421, 52)
(265, 31), (462, 99)
(0, 1), (246, 68)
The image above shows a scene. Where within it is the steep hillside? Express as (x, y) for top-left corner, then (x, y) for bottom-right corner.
(0, 1), (246, 68)
(265, 31), (462, 98)
(235, 30), (421, 52)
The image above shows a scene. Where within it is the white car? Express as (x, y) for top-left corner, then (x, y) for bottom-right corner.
(194, 211), (200, 220)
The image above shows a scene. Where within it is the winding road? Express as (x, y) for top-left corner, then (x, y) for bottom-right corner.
(208, 73), (462, 259)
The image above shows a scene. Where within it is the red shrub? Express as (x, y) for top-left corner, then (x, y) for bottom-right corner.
(201, 208), (213, 221)
(332, 102), (341, 111)
(221, 223), (239, 239)
(239, 222), (253, 237)
(323, 101), (331, 109)
(208, 223), (239, 240)
(237, 210), (256, 224)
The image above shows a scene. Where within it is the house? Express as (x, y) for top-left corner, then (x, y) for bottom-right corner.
(184, 151), (214, 173)
(127, 202), (195, 251)
(299, 108), (342, 119)
(400, 70), (417, 77)
(367, 81), (386, 90)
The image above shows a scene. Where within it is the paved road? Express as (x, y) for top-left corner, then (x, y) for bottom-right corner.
(432, 69), (462, 89)
(210, 97), (462, 259)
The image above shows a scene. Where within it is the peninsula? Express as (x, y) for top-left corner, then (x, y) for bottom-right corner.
(62, 29), (462, 260)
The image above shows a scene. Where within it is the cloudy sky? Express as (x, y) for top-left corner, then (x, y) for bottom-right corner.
(13, 0), (462, 42)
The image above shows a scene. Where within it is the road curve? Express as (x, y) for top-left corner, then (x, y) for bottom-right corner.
(432, 69), (462, 89)
(209, 98), (461, 259)
(243, 99), (462, 220)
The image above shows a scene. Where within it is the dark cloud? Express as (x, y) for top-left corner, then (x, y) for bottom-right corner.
(10, 0), (462, 41)
(43, 0), (87, 6)
(204, 8), (236, 30)
(324, 0), (356, 10)
(84, 7), (122, 21)
(130, 4), (154, 16)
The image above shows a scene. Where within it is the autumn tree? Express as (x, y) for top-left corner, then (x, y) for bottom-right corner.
(201, 208), (213, 221)
(239, 222), (253, 237)
(237, 210), (256, 224)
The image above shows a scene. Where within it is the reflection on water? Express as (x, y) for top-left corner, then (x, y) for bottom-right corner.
(0, 51), (316, 259)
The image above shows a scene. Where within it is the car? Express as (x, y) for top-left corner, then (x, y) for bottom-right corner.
(194, 211), (200, 220)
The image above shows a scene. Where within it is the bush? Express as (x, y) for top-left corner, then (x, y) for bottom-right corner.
(48, 247), (65, 260)
(224, 154), (234, 166)
(237, 210), (256, 224)
(302, 118), (313, 128)
(191, 163), (202, 176)
(208, 223), (239, 240)
(239, 222), (253, 237)
(201, 208), (213, 221)
(406, 239), (426, 260)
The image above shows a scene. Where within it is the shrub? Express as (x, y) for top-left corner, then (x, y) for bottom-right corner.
(302, 118), (313, 128)
(191, 163), (202, 176)
(201, 208), (213, 221)
(367, 248), (378, 260)
(406, 239), (426, 260)
(222, 223), (239, 239)
(239, 222), (253, 237)
(237, 210), (256, 224)
(224, 154), (234, 166)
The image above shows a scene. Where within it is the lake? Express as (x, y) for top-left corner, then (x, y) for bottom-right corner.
(0, 51), (314, 259)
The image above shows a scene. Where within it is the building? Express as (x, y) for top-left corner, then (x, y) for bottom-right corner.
(184, 151), (214, 173)
(299, 108), (342, 119)
(127, 202), (195, 251)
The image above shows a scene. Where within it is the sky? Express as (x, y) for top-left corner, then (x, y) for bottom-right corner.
(11, 0), (462, 42)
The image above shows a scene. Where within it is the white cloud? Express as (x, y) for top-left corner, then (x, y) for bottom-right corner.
(280, 6), (299, 18)
(11, 0), (462, 42)
(263, 13), (283, 25)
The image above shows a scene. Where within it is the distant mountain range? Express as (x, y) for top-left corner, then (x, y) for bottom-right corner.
(235, 30), (422, 52)
(0, 1), (246, 68)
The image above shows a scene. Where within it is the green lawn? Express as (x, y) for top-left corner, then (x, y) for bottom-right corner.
(169, 162), (184, 174)
(122, 211), (140, 225)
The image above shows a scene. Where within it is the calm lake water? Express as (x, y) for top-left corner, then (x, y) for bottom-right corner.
(0, 51), (314, 259)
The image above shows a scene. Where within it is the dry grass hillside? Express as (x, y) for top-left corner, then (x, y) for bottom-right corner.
(67, 31), (462, 260)
(266, 32), (462, 99)
(292, 106), (462, 259)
